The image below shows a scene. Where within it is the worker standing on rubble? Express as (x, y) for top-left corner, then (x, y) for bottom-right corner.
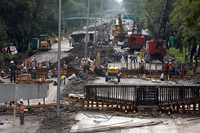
(19, 100), (25, 125)
(61, 75), (66, 85)
(139, 59), (145, 76)
(9, 60), (17, 83)
(160, 72), (164, 81)
(32, 56), (37, 69)
(117, 71), (121, 83)
(31, 56), (37, 79)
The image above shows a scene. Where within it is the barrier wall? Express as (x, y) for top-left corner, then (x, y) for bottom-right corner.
(0, 83), (49, 103)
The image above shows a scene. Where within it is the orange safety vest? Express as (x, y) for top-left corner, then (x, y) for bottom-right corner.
(19, 104), (25, 113)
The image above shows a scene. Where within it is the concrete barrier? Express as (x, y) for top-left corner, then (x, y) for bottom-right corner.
(0, 84), (15, 103)
(0, 83), (49, 103)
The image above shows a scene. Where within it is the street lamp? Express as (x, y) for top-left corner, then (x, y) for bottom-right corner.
(57, 0), (62, 116)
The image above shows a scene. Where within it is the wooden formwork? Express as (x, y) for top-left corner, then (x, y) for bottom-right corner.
(52, 67), (79, 77)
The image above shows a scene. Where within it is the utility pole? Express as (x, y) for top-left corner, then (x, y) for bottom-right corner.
(57, 0), (62, 117)
(84, 0), (90, 58)
(94, 0), (97, 43)
(100, 0), (104, 42)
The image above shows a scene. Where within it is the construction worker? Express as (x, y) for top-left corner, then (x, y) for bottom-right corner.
(117, 71), (121, 83)
(168, 62), (173, 80)
(139, 59), (145, 75)
(31, 67), (36, 80)
(9, 60), (16, 83)
(192, 62), (197, 75)
(61, 75), (66, 85)
(19, 100), (25, 125)
(160, 72), (164, 81)
(31, 56), (37, 69)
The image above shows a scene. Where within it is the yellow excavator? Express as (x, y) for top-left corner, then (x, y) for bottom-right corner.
(112, 14), (125, 44)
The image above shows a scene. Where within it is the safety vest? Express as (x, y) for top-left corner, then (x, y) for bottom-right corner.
(19, 104), (25, 113)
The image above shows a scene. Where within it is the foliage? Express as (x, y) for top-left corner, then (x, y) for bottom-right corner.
(0, 19), (7, 49)
(170, 0), (200, 43)
(0, 0), (58, 52)
(123, 0), (172, 38)
(167, 48), (187, 63)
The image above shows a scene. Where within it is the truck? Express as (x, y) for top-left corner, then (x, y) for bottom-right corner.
(128, 34), (145, 51)
(39, 35), (51, 51)
(145, 39), (166, 62)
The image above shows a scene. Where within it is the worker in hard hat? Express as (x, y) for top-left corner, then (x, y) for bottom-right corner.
(61, 75), (66, 85)
(9, 60), (17, 83)
(19, 100), (25, 125)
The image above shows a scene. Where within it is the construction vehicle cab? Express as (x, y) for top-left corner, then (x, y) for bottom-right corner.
(145, 39), (166, 62)
(105, 65), (121, 83)
(128, 34), (145, 51)
(39, 35), (51, 50)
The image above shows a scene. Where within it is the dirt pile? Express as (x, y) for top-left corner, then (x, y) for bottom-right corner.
(37, 111), (77, 133)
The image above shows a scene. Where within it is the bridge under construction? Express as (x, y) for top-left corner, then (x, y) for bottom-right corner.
(83, 84), (200, 113)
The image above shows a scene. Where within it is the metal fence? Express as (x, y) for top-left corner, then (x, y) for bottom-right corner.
(0, 83), (49, 103)
(85, 84), (200, 106)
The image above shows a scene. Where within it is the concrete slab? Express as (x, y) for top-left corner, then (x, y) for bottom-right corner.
(71, 112), (200, 133)
(89, 77), (177, 85)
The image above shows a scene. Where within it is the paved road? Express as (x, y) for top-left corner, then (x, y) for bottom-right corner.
(31, 38), (73, 64)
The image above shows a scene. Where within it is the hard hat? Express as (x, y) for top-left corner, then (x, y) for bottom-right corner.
(10, 60), (14, 63)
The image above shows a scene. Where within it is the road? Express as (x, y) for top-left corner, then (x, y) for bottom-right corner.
(32, 38), (73, 64)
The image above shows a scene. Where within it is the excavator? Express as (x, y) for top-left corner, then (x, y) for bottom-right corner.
(112, 14), (126, 45)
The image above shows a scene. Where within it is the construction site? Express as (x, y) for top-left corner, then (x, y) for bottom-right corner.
(0, 0), (200, 133)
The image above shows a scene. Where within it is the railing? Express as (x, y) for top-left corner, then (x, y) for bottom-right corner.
(84, 84), (200, 106)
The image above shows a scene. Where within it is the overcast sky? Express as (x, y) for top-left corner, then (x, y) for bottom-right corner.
(115, 0), (123, 4)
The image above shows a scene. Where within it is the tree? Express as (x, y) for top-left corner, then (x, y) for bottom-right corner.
(0, 19), (7, 49)
(0, 0), (58, 52)
(170, 0), (200, 62)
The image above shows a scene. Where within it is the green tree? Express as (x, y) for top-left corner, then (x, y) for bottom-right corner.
(170, 0), (200, 62)
(0, 19), (7, 49)
(0, 0), (58, 52)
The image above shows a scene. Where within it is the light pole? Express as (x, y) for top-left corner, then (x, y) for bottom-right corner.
(57, 0), (62, 116)
(84, 0), (90, 58)
(94, 0), (97, 43)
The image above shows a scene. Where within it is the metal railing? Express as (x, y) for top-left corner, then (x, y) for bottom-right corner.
(84, 84), (200, 106)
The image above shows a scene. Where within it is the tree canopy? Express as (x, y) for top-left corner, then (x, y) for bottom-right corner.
(0, 0), (120, 52)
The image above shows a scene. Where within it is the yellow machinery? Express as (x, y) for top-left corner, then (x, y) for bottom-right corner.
(112, 14), (125, 43)
(107, 66), (120, 75)
(105, 65), (120, 82)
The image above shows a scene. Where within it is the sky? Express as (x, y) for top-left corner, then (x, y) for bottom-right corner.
(115, 0), (123, 4)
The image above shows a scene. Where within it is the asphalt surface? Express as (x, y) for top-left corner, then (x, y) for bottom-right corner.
(31, 38), (73, 64)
